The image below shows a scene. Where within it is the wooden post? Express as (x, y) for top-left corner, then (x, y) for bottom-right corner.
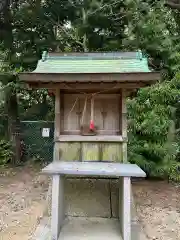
(121, 89), (127, 163)
(53, 89), (60, 161)
(120, 90), (141, 239)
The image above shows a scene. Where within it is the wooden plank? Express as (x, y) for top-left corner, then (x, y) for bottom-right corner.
(102, 143), (123, 162)
(19, 72), (160, 83)
(27, 82), (148, 90)
(57, 135), (124, 142)
(64, 93), (121, 99)
(60, 92), (64, 133)
(121, 89), (128, 163)
(63, 94), (80, 132)
(82, 143), (99, 161)
(103, 97), (119, 133)
(119, 93), (122, 135)
(54, 89), (60, 140)
(53, 142), (60, 161)
(59, 143), (81, 161)
(121, 89), (127, 138)
(53, 89), (60, 161)
(60, 130), (121, 135)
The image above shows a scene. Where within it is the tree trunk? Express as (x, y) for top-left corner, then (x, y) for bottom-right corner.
(2, 0), (22, 165)
(6, 90), (21, 165)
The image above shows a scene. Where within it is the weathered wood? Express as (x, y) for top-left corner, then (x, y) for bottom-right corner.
(102, 97), (119, 133)
(53, 89), (61, 161)
(63, 94), (80, 132)
(121, 89), (128, 163)
(82, 143), (99, 161)
(56, 141), (124, 162)
(60, 130), (121, 135)
(59, 143), (81, 161)
(57, 135), (124, 142)
(53, 142), (60, 161)
(119, 93), (122, 135)
(19, 72), (160, 83)
(60, 94), (121, 135)
(54, 89), (60, 140)
(60, 92), (64, 133)
(102, 143), (122, 162)
(27, 82), (149, 90)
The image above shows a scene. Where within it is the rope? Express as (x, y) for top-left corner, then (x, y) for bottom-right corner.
(67, 97), (79, 119)
(90, 96), (94, 122)
(81, 96), (88, 126)
(63, 82), (119, 96)
(65, 83), (120, 126)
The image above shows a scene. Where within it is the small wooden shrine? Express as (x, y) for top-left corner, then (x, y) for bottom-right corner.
(20, 51), (159, 163)
(19, 51), (159, 240)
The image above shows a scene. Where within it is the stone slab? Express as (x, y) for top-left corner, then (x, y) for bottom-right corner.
(32, 216), (148, 240)
(59, 217), (122, 240)
(42, 162), (146, 178)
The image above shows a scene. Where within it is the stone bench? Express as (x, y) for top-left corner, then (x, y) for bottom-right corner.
(42, 161), (146, 240)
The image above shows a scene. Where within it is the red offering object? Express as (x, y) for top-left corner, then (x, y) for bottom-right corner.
(90, 119), (95, 130)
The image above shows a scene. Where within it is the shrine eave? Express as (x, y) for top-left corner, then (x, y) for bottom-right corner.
(19, 72), (160, 85)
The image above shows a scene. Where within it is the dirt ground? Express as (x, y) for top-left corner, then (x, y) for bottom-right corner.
(0, 164), (180, 240)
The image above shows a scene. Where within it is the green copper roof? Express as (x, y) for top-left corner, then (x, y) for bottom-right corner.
(33, 51), (151, 74)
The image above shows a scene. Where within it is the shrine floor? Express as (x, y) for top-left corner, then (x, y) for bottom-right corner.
(32, 216), (148, 240)
(59, 217), (122, 240)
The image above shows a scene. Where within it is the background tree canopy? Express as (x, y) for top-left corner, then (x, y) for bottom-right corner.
(0, 0), (180, 180)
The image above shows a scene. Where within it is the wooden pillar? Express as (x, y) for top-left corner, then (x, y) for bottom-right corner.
(53, 89), (60, 161)
(119, 177), (131, 240)
(120, 91), (140, 239)
(51, 174), (64, 240)
(121, 89), (127, 163)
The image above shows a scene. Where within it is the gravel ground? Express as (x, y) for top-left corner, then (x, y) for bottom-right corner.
(0, 164), (180, 240)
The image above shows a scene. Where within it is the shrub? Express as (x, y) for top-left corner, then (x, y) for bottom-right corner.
(0, 139), (13, 165)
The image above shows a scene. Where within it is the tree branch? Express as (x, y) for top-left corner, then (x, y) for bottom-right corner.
(166, 0), (180, 10)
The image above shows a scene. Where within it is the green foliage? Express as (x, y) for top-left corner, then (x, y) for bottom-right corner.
(0, 139), (13, 165)
(0, 0), (180, 178)
(128, 75), (180, 179)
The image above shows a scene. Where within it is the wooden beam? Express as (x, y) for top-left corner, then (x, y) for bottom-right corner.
(26, 82), (150, 90)
(56, 135), (125, 142)
(54, 89), (60, 139)
(120, 89), (128, 163)
(19, 72), (160, 83)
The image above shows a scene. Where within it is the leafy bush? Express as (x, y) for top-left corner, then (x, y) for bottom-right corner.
(0, 139), (13, 165)
(128, 78), (180, 180)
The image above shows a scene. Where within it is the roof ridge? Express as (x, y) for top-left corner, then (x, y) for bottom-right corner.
(41, 51), (146, 61)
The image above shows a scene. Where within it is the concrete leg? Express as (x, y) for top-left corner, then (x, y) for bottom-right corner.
(131, 191), (140, 240)
(51, 175), (64, 240)
(119, 177), (131, 240)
